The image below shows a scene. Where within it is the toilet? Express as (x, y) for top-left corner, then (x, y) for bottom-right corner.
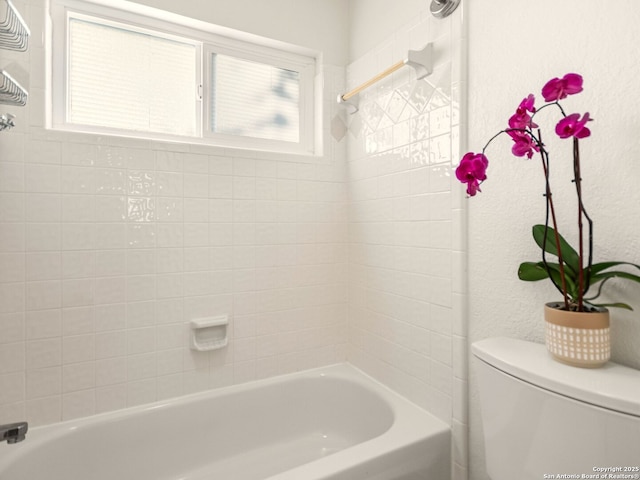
(473, 337), (640, 480)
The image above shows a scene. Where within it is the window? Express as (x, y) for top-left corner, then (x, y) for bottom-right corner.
(50, 0), (317, 155)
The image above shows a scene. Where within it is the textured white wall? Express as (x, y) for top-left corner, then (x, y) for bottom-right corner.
(467, 1), (640, 478)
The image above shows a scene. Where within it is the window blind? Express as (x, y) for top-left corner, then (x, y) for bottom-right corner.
(68, 18), (197, 137)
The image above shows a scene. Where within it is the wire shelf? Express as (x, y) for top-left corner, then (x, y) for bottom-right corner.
(0, 69), (27, 106)
(0, 0), (30, 51)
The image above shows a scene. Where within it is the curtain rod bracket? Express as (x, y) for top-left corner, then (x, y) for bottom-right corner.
(405, 44), (433, 80)
(337, 94), (359, 114)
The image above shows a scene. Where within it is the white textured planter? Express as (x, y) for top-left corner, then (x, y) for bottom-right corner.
(544, 302), (610, 368)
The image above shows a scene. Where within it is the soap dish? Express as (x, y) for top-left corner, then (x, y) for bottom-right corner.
(190, 315), (229, 351)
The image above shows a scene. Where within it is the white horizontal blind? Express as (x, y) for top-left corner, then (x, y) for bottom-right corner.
(68, 17), (197, 136)
(211, 53), (300, 143)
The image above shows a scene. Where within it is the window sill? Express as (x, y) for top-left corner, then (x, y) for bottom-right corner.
(45, 125), (327, 163)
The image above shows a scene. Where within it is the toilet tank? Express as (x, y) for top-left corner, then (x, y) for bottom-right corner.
(472, 337), (640, 480)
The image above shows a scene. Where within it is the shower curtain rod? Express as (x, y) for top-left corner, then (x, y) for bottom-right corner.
(341, 59), (405, 102)
(338, 43), (433, 114)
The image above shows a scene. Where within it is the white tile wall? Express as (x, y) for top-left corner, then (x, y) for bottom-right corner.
(0, 0), (348, 426)
(344, 6), (467, 478)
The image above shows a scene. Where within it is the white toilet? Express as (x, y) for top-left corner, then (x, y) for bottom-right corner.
(473, 337), (640, 480)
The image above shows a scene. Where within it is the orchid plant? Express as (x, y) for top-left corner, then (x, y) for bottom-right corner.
(457, 73), (640, 312)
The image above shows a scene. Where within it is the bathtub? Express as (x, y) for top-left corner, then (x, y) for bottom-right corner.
(0, 364), (450, 480)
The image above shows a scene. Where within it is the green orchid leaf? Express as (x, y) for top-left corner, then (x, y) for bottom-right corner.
(547, 263), (578, 300)
(589, 261), (640, 276)
(545, 262), (579, 299)
(590, 270), (640, 285)
(532, 224), (580, 275)
(522, 228), (640, 310)
(518, 261), (550, 281)
(519, 261), (578, 298)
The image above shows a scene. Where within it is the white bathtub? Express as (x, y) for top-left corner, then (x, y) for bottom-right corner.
(0, 364), (450, 480)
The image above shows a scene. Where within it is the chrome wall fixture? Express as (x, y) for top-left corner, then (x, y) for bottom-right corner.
(430, 0), (461, 18)
(0, 113), (16, 131)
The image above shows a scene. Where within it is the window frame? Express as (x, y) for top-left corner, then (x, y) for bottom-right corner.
(49, 0), (318, 156)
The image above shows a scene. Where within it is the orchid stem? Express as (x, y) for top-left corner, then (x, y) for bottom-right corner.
(574, 138), (584, 310)
(538, 131), (569, 309)
(572, 138), (594, 310)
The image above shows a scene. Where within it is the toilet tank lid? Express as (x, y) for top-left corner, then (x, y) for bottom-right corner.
(472, 337), (640, 417)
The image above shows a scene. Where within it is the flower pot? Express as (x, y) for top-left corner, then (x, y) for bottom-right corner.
(544, 302), (610, 368)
